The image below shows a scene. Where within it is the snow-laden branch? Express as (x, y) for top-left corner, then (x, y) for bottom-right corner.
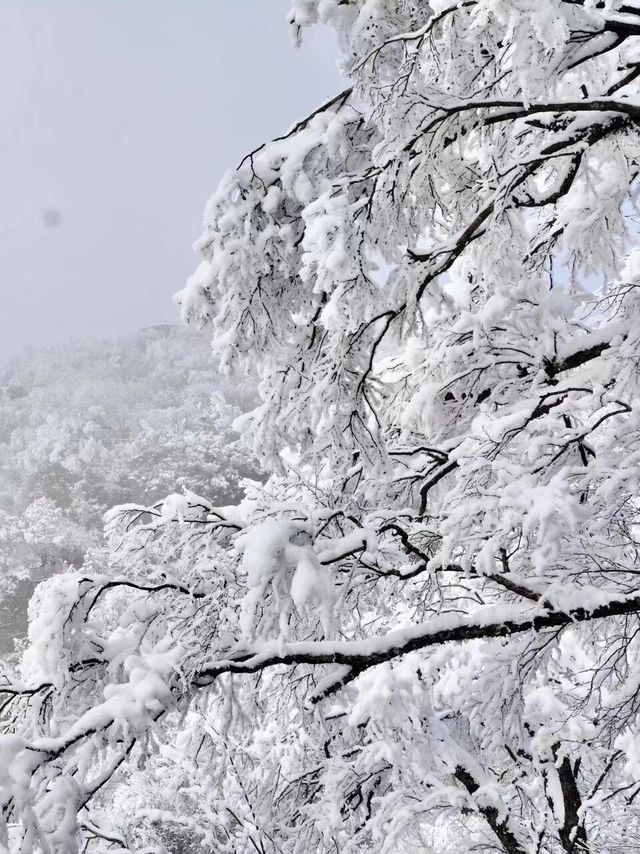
(195, 591), (640, 702)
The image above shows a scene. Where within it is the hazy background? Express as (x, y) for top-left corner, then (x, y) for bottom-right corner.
(0, 1), (342, 364)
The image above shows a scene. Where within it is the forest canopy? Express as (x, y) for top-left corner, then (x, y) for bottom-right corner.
(0, 326), (257, 652)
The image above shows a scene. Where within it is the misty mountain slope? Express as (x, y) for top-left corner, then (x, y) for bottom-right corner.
(0, 325), (259, 651)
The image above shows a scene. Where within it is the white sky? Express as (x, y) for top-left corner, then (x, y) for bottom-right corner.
(0, 1), (343, 364)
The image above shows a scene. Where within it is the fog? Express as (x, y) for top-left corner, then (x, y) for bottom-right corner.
(0, 1), (342, 364)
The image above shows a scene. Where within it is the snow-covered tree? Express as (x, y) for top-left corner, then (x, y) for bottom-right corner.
(3, 1), (640, 851)
(0, 326), (257, 653)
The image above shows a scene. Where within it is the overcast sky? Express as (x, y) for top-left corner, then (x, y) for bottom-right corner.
(0, 1), (342, 365)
